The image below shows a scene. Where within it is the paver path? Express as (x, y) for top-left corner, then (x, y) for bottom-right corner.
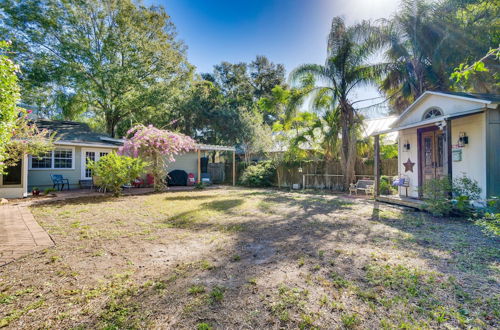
(0, 205), (54, 266)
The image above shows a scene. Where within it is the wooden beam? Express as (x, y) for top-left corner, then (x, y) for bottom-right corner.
(197, 149), (201, 183)
(445, 119), (452, 178)
(446, 119), (453, 198)
(232, 151), (236, 186)
(374, 135), (380, 196)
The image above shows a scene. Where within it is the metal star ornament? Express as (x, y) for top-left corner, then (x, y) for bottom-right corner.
(403, 158), (415, 172)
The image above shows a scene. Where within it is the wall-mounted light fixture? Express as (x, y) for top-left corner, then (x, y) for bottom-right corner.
(403, 140), (411, 151)
(458, 132), (469, 147)
(298, 167), (303, 173)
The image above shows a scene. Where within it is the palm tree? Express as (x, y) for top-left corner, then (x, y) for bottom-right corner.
(376, 0), (465, 112)
(289, 17), (382, 189)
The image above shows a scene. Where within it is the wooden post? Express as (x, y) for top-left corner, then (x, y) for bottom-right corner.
(197, 149), (201, 183)
(445, 119), (452, 178)
(374, 134), (380, 197)
(445, 119), (453, 198)
(232, 151), (236, 186)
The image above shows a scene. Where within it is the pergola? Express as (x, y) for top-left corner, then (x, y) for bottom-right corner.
(195, 144), (236, 186)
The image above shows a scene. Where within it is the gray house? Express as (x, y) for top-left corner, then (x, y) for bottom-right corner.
(0, 120), (123, 198)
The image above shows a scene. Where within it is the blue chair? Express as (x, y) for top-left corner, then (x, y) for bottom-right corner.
(50, 174), (70, 191)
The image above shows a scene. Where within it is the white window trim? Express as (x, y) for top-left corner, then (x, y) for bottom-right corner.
(422, 107), (444, 120)
(80, 148), (112, 179)
(29, 146), (75, 170)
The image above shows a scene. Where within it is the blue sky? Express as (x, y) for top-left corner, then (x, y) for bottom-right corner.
(150, 0), (401, 111)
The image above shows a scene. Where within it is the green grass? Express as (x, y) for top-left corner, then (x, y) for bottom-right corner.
(341, 313), (360, 328)
(209, 286), (225, 304)
(2, 187), (494, 329)
(196, 322), (212, 330)
(188, 285), (206, 295)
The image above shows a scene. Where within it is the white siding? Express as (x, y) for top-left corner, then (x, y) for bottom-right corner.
(398, 128), (420, 198)
(451, 113), (487, 199)
(396, 113), (488, 199)
(399, 95), (487, 127)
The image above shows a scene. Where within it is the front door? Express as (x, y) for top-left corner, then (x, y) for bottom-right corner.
(81, 149), (110, 179)
(421, 129), (445, 186)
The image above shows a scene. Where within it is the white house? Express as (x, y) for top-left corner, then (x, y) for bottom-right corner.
(372, 91), (499, 201)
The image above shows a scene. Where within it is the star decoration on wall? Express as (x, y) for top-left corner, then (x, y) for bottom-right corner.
(403, 158), (415, 172)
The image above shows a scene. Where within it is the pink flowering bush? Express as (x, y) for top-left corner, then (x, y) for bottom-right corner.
(119, 125), (195, 191)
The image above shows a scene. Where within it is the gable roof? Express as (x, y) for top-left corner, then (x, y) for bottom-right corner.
(393, 91), (499, 127)
(35, 120), (123, 148)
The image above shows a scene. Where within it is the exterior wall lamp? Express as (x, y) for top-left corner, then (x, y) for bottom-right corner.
(403, 140), (411, 151)
(458, 132), (469, 147)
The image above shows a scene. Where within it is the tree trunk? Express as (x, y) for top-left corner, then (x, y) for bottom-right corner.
(105, 111), (117, 138)
(339, 101), (357, 190)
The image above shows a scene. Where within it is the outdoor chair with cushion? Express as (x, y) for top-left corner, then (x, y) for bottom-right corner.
(349, 179), (375, 195)
(392, 175), (410, 197)
(50, 174), (70, 191)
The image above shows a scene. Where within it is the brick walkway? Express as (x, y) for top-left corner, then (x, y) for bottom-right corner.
(0, 205), (54, 266)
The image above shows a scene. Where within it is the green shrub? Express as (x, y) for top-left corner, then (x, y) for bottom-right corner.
(453, 175), (481, 200)
(239, 161), (276, 187)
(422, 177), (453, 216)
(88, 152), (147, 196)
(475, 212), (500, 237)
(423, 176), (482, 217)
(380, 176), (396, 195)
(452, 176), (482, 216)
(475, 198), (500, 237)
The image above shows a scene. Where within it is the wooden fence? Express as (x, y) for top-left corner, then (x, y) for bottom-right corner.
(274, 159), (398, 189)
(220, 158), (398, 190)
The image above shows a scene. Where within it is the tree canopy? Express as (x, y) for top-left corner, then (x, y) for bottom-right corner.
(1, 0), (193, 137)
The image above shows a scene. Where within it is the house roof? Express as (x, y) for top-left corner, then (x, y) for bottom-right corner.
(392, 91), (499, 127)
(434, 91), (500, 103)
(35, 120), (122, 148)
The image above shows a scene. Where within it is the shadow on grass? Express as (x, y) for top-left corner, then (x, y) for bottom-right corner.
(370, 203), (500, 278)
(27, 188), (500, 329)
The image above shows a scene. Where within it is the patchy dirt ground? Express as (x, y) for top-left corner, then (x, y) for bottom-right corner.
(0, 187), (499, 329)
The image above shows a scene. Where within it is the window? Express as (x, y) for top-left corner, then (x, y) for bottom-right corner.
(54, 149), (73, 168)
(31, 152), (52, 169)
(423, 107), (443, 120)
(30, 148), (74, 169)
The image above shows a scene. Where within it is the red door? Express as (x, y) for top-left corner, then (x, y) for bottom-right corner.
(421, 129), (445, 186)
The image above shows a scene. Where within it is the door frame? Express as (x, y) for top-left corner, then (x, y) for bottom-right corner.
(417, 125), (441, 198)
(80, 148), (112, 179)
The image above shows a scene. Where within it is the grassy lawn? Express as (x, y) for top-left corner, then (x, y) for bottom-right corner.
(0, 187), (498, 329)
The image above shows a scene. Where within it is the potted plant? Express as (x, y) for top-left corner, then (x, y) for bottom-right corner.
(32, 187), (40, 196)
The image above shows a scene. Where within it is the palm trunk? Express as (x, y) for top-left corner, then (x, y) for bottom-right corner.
(339, 101), (357, 190)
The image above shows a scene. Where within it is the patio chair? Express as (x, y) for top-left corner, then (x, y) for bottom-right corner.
(50, 174), (70, 191)
(392, 175), (410, 197)
(349, 179), (375, 195)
